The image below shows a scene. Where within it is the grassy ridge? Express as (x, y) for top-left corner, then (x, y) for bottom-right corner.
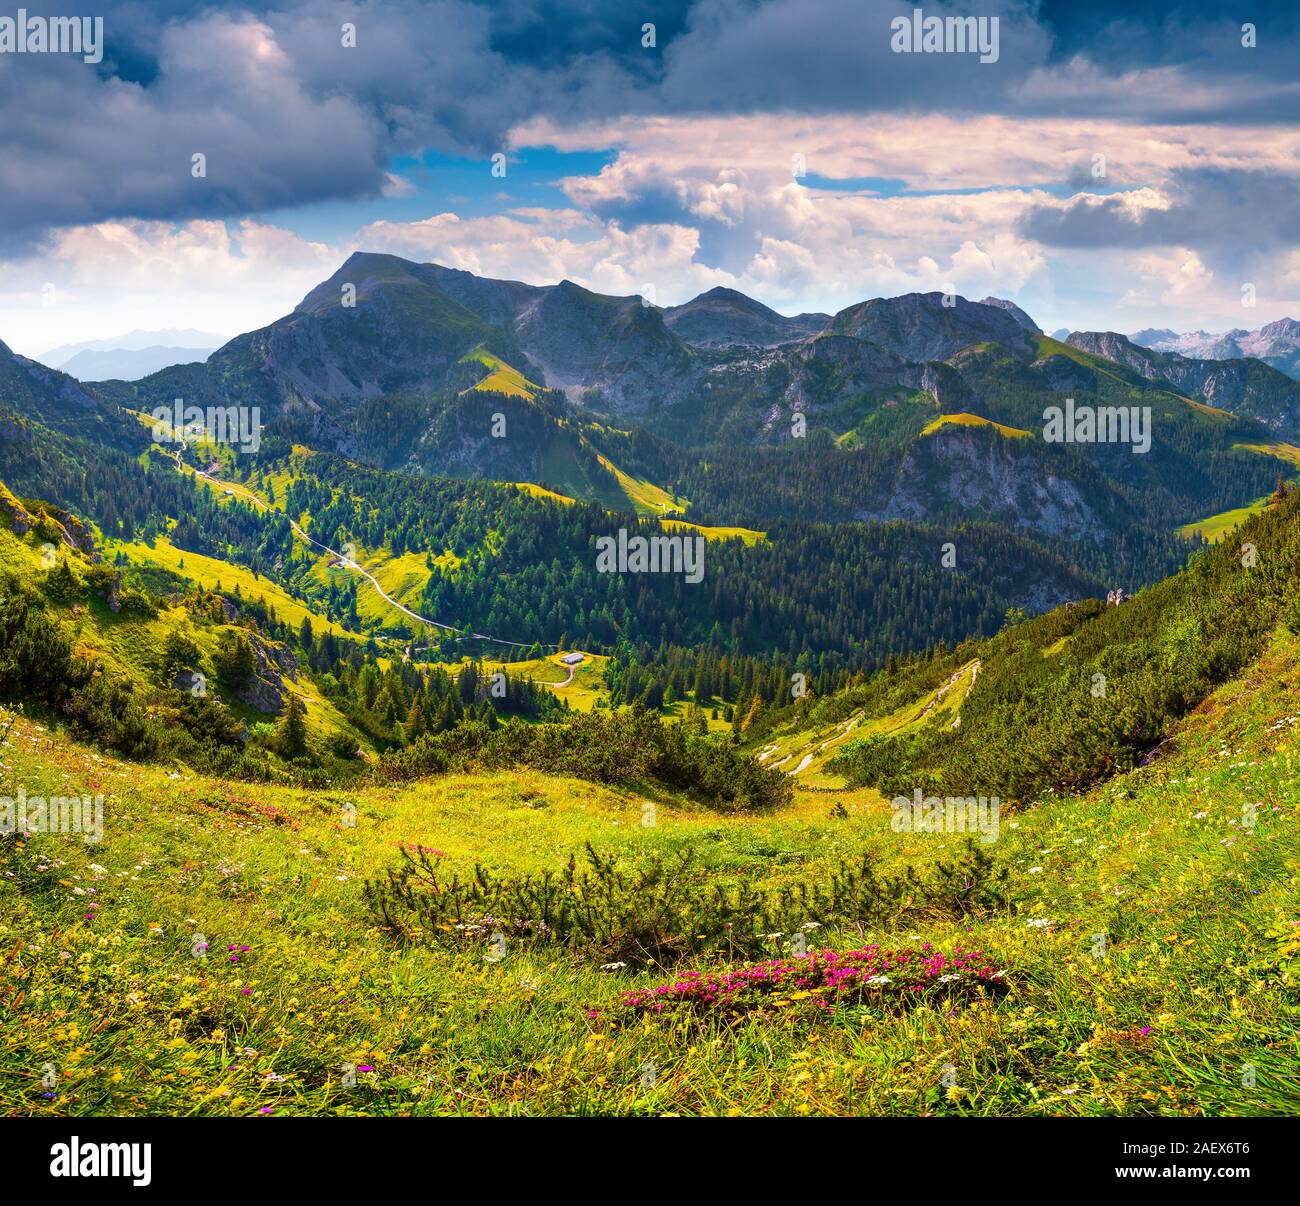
(1177, 497), (1273, 544)
(920, 413), (1032, 440)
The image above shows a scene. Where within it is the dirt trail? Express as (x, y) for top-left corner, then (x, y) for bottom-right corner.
(916, 659), (982, 722)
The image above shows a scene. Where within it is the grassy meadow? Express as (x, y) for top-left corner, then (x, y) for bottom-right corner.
(3, 626), (1297, 1116)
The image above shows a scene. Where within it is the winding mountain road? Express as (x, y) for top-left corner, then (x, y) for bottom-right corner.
(169, 440), (548, 650)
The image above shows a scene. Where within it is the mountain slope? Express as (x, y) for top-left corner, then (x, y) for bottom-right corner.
(1066, 331), (1300, 434)
(781, 483), (1300, 802)
(415, 259), (701, 414)
(825, 292), (1034, 361)
(662, 286), (827, 347)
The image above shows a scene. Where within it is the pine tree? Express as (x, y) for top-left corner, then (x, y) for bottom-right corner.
(45, 559), (81, 603)
(403, 696), (426, 744)
(278, 692), (308, 759)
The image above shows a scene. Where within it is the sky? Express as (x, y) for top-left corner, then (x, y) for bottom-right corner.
(1, 0), (1298, 356)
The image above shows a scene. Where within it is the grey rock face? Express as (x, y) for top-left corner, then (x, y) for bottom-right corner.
(879, 424), (1106, 542)
(978, 297), (1042, 333)
(663, 287), (827, 348)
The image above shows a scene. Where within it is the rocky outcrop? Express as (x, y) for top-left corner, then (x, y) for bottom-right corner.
(663, 287), (827, 348)
(0, 482), (30, 535)
(46, 506), (96, 555)
(0, 484), (97, 557)
(781, 334), (907, 416)
(233, 630), (300, 715)
(825, 292), (1034, 363)
(877, 423), (1109, 542)
(172, 668), (207, 696)
(978, 297), (1041, 333)
(904, 360), (978, 410)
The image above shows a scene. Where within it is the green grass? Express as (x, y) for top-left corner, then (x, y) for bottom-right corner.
(512, 482), (577, 506)
(593, 452), (689, 517)
(1177, 498), (1274, 544)
(459, 346), (540, 400)
(436, 652), (612, 713)
(921, 413), (1032, 441)
(109, 536), (354, 641)
(1235, 441), (1300, 467)
(3, 625), (1297, 1115)
(757, 659), (981, 782)
(660, 519), (766, 546)
(538, 440), (627, 511)
(5, 531), (366, 747)
(1033, 335), (1134, 385)
(533, 438), (687, 518)
(6, 496), (1300, 1118)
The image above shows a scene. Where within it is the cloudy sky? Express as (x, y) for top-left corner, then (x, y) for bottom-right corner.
(1, 0), (1298, 356)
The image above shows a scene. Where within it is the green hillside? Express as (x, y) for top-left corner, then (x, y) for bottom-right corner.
(3, 562), (1298, 1116)
(773, 483), (1300, 806)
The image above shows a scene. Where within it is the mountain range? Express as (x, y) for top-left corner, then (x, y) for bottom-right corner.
(6, 252), (1300, 578)
(1131, 318), (1300, 380)
(37, 327), (224, 381)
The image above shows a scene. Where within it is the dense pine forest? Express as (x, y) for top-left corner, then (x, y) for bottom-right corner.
(0, 403), (1148, 687)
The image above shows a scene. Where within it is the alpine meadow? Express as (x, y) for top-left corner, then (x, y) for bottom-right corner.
(1, 0), (1298, 1178)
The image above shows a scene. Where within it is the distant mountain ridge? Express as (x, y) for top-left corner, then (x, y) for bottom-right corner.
(1130, 318), (1300, 380)
(74, 253), (1300, 449)
(60, 345), (218, 382)
(37, 328), (224, 382)
(1066, 330), (1300, 432)
(39, 327), (224, 366)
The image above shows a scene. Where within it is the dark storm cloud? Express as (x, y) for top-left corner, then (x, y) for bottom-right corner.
(1019, 169), (1300, 253)
(1, 0), (1298, 246)
(0, 0), (546, 247)
(655, 0), (1050, 115)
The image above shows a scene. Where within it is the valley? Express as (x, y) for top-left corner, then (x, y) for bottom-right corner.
(3, 261), (1299, 1123)
(6, 0), (1300, 1162)
(3, 497), (1298, 1115)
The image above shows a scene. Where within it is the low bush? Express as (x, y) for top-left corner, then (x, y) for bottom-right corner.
(365, 838), (1009, 968)
(379, 707), (791, 811)
(617, 943), (1007, 1017)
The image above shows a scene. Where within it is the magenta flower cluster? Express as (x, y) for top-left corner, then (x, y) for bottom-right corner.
(619, 945), (1005, 1015)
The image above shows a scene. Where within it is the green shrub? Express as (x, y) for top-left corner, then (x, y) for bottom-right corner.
(365, 838), (1008, 968)
(378, 707), (791, 811)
